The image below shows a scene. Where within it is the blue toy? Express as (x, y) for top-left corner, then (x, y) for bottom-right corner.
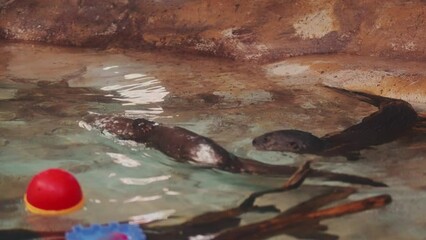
(65, 222), (146, 240)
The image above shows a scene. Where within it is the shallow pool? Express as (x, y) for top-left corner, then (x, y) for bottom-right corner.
(0, 43), (425, 239)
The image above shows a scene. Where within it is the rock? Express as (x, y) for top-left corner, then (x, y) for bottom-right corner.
(1, 0), (426, 62)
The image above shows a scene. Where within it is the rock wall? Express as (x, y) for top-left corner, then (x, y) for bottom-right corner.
(1, 0), (426, 62)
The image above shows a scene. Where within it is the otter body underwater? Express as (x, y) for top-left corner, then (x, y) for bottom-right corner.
(253, 87), (425, 160)
(82, 115), (386, 186)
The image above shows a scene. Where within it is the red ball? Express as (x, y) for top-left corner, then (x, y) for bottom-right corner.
(25, 168), (84, 215)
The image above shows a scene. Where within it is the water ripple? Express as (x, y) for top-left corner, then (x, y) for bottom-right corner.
(101, 74), (169, 106)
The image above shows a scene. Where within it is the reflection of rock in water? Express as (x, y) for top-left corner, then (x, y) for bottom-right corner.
(0, 175), (27, 198)
(24, 214), (83, 232)
(10, 81), (115, 119)
(0, 138), (9, 146)
(0, 197), (21, 218)
(163, 93), (223, 109)
(0, 175), (27, 220)
(163, 90), (276, 110)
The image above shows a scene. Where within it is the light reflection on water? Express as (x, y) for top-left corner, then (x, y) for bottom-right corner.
(99, 69), (169, 118)
(67, 60), (172, 118)
(101, 75), (168, 106)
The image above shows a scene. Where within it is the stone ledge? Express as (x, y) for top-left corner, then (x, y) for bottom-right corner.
(1, 0), (426, 62)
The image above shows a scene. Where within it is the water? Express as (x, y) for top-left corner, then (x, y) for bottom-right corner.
(0, 43), (425, 239)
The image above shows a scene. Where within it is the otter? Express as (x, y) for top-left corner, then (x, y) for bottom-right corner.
(253, 87), (424, 160)
(82, 114), (386, 187)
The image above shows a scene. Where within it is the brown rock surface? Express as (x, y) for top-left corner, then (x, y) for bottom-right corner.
(1, 0), (426, 62)
(347, 1), (426, 60)
(263, 54), (426, 105)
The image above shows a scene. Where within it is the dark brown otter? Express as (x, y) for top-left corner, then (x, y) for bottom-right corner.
(253, 87), (423, 160)
(82, 114), (386, 187)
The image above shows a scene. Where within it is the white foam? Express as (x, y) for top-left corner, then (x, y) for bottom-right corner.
(129, 209), (176, 224)
(103, 65), (119, 70)
(120, 175), (171, 185)
(189, 235), (216, 240)
(124, 195), (162, 203)
(106, 152), (141, 168)
(78, 120), (92, 131)
(124, 73), (146, 80)
(163, 188), (181, 195)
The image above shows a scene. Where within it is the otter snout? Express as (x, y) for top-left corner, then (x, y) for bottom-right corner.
(252, 130), (324, 153)
(252, 135), (271, 150)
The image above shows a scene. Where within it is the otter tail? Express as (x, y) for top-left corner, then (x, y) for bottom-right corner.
(323, 85), (395, 108)
(238, 158), (387, 187)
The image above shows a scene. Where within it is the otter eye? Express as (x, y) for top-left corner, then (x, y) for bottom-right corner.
(288, 142), (300, 151)
(256, 136), (269, 144)
(133, 118), (150, 128)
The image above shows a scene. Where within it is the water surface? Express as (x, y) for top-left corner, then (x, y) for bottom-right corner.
(0, 43), (425, 239)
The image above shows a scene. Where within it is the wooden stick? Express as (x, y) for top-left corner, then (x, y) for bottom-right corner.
(0, 193), (390, 240)
(133, 161), (312, 240)
(275, 186), (356, 239)
(238, 161), (311, 209)
(283, 186), (356, 215)
(181, 161), (312, 227)
(213, 194), (391, 240)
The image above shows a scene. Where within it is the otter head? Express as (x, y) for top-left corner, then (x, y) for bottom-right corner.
(131, 118), (156, 139)
(252, 130), (324, 154)
(83, 115), (156, 141)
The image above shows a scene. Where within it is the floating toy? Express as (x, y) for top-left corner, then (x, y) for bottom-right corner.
(24, 168), (84, 215)
(65, 222), (146, 240)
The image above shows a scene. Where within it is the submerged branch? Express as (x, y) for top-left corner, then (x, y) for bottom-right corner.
(183, 161), (311, 227)
(213, 194), (392, 240)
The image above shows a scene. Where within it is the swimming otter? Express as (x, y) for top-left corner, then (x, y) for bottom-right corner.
(253, 87), (423, 160)
(82, 114), (386, 186)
